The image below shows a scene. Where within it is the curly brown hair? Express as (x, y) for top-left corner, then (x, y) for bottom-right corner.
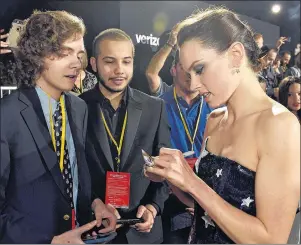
(14, 10), (86, 87)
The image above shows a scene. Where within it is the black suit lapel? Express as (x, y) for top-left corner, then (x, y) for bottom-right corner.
(19, 88), (70, 202)
(120, 88), (142, 170)
(91, 102), (115, 170)
(82, 86), (115, 171)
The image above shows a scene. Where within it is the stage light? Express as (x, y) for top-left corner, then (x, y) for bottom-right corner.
(272, 4), (281, 14)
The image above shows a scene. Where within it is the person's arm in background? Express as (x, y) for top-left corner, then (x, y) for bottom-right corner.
(275, 37), (288, 52)
(145, 24), (180, 95)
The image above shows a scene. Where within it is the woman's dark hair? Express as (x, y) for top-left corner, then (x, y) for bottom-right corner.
(279, 76), (301, 108)
(14, 10), (86, 87)
(177, 7), (261, 69)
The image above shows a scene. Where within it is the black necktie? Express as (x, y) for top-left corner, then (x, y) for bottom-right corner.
(53, 102), (74, 208)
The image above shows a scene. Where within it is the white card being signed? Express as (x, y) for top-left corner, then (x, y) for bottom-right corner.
(141, 149), (155, 167)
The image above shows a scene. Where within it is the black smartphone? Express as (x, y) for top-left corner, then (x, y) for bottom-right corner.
(117, 218), (144, 225)
(82, 231), (117, 244)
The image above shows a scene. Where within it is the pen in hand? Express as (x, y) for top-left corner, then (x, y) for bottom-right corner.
(141, 149), (195, 167)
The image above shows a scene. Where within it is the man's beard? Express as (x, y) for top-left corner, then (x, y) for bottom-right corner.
(96, 73), (131, 93)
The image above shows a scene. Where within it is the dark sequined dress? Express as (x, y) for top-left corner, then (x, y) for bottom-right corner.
(188, 137), (256, 244)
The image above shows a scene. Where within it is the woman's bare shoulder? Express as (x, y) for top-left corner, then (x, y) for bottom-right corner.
(257, 102), (300, 147)
(258, 102), (299, 127)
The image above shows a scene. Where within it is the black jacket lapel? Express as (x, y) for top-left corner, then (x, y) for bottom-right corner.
(19, 88), (70, 201)
(91, 102), (115, 170)
(120, 88), (142, 170)
(93, 103), (114, 170)
(80, 86), (115, 171)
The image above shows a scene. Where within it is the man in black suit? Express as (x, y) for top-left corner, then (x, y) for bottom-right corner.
(80, 29), (171, 244)
(0, 10), (116, 243)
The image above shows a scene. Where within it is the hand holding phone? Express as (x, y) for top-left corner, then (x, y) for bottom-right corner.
(117, 218), (144, 226)
(51, 220), (98, 244)
(132, 205), (155, 233)
(82, 232), (117, 244)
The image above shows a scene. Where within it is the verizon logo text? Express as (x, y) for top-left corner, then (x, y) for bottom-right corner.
(135, 34), (159, 46)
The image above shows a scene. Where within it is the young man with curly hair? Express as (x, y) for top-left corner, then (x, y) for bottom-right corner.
(0, 10), (116, 243)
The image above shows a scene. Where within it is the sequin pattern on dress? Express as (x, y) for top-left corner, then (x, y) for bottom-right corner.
(188, 137), (256, 244)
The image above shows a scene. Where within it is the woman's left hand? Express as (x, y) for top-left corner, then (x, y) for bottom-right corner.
(144, 148), (195, 193)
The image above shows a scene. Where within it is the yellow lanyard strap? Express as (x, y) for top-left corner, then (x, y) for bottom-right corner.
(80, 72), (83, 94)
(100, 109), (128, 168)
(173, 87), (203, 151)
(49, 96), (66, 172)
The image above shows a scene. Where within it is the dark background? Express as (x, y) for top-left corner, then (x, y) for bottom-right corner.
(1, 0), (300, 93)
(1, 1), (299, 50)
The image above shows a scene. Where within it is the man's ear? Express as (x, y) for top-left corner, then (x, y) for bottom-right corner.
(170, 65), (176, 77)
(90, 57), (97, 73)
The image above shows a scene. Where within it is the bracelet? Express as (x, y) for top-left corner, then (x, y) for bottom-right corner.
(166, 42), (174, 48)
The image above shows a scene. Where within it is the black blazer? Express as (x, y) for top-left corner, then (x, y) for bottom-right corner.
(80, 86), (171, 244)
(0, 87), (93, 243)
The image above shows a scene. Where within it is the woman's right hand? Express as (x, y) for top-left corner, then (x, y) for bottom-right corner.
(144, 148), (196, 193)
(143, 162), (166, 182)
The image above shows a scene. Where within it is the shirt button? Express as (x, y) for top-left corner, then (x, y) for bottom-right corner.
(63, 214), (70, 221)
